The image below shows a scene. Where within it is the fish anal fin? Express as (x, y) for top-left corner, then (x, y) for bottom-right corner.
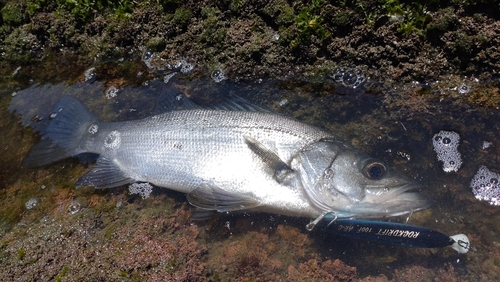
(76, 156), (133, 189)
(190, 208), (218, 221)
(187, 184), (261, 212)
(243, 135), (294, 183)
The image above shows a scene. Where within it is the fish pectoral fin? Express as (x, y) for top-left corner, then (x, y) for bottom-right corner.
(187, 184), (261, 212)
(75, 156), (133, 189)
(243, 135), (294, 183)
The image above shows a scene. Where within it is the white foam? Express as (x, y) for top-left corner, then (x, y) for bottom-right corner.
(105, 86), (118, 99)
(211, 69), (227, 83)
(470, 166), (500, 206)
(129, 183), (153, 199)
(432, 130), (462, 172)
(88, 123), (99, 134)
(84, 67), (96, 82)
(25, 198), (39, 210)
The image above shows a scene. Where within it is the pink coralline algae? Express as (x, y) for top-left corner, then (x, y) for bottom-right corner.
(470, 166), (500, 206)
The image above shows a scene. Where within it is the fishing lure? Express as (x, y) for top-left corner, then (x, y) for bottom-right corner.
(319, 217), (469, 253)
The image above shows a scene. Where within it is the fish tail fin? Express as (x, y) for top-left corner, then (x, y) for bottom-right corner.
(22, 96), (99, 167)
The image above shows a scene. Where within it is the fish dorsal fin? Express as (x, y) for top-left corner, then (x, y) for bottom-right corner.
(155, 87), (202, 113)
(75, 156), (133, 188)
(207, 95), (274, 113)
(155, 86), (274, 113)
(186, 183), (261, 212)
(243, 135), (294, 184)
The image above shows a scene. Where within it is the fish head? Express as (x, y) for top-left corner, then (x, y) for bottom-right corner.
(296, 139), (431, 218)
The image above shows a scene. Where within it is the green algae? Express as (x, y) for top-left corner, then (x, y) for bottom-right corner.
(54, 266), (68, 282)
(16, 248), (25, 260)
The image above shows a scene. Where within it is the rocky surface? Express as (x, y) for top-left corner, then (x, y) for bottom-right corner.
(2, 0), (500, 281)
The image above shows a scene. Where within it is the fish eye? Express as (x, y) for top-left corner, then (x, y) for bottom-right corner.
(363, 162), (386, 180)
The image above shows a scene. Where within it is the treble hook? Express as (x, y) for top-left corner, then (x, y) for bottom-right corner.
(306, 211), (337, 231)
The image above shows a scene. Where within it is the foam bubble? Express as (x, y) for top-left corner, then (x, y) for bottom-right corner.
(105, 86), (118, 99)
(331, 68), (365, 89)
(88, 123), (99, 134)
(25, 198), (39, 210)
(142, 49), (155, 69)
(211, 69), (227, 83)
(471, 166), (500, 206)
(432, 130), (462, 172)
(179, 59), (194, 73)
(84, 67), (96, 82)
(67, 201), (81, 215)
(129, 183), (153, 199)
(457, 83), (471, 95)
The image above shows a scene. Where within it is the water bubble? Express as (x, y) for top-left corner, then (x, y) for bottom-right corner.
(88, 123), (99, 134)
(432, 130), (462, 172)
(142, 49), (155, 69)
(279, 99), (288, 107)
(12, 91), (17, 97)
(330, 68), (365, 89)
(128, 183), (153, 199)
(396, 149), (412, 161)
(273, 34), (280, 41)
(84, 67), (96, 82)
(179, 59), (194, 73)
(457, 83), (471, 95)
(471, 166), (500, 206)
(25, 198), (39, 210)
(211, 69), (227, 83)
(67, 201), (81, 215)
(105, 86), (118, 99)
(332, 69), (344, 82)
(49, 112), (58, 120)
(142, 49), (153, 61)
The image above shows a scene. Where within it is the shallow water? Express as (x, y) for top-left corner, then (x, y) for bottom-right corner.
(2, 58), (500, 280)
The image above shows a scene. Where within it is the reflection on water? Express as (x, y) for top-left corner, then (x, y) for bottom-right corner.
(2, 60), (500, 280)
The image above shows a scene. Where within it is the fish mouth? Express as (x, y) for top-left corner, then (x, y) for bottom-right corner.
(340, 183), (432, 218)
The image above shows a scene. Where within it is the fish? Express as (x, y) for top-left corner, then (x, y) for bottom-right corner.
(22, 93), (431, 223)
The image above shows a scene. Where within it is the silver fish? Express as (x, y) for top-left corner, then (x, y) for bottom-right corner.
(23, 95), (430, 224)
